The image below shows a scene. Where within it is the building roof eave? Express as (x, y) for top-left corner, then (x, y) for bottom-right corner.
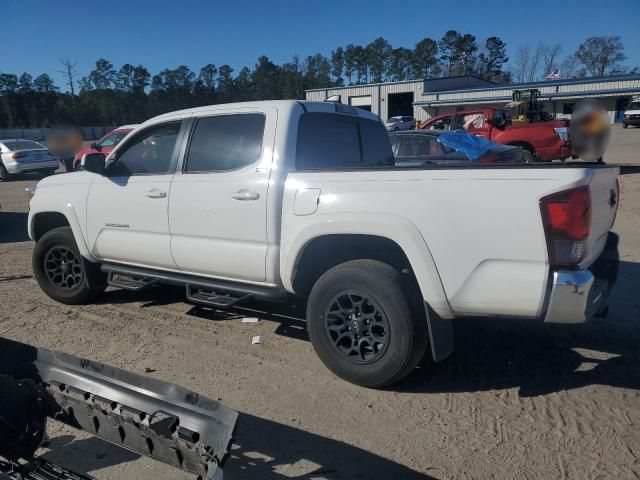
(414, 87), (640, 107)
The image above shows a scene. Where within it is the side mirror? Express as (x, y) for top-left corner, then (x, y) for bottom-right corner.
(90, 142), (102, 151)
(83, 152), (105, 174)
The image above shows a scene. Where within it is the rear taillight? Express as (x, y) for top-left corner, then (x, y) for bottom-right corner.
(540, 186), (592, 267)
(12, 152), (27, 160)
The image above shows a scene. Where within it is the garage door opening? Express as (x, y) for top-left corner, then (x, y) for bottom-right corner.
(349, 95), (372, 111)
(387, 92), (414, 119)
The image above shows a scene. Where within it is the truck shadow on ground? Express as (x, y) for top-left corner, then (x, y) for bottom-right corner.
(0, 211), (30, 243)
(40, 434), (139, 474)
(98, 261), (640, 399)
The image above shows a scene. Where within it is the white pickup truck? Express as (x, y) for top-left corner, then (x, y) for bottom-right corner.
(27, 100), (620, 387)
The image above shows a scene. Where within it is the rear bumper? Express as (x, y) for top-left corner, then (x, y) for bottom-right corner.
(4, 160), (59, 174)
(544, 233), (619, 324)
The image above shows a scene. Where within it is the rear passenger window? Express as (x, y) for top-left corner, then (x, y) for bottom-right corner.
(296, 113), (393, 169)
(396, 136), (442, 157)
(185, 114), (265, 173)
(360, 120), (395, 166)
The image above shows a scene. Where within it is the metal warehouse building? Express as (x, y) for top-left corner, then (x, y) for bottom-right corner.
(306, 73), (640, 124)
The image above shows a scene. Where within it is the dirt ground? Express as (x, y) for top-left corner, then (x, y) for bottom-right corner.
(1, 125), (639, 479)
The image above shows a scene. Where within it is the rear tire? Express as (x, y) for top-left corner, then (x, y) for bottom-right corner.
(33, 227), (105, 304)
(0, 162), (11, 182)
(522, 149), (536, 163)
(307, 259), (428, 388)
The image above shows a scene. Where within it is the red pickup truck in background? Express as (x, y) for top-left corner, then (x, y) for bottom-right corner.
(420, 107), (571, 162)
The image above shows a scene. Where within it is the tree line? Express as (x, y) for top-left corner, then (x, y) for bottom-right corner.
(0, 34), (633, 129)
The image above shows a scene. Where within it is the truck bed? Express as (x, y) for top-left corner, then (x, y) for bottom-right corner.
(281, 164), (619, 320)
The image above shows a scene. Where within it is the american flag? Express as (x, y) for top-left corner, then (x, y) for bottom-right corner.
(545, 69), (560, 80)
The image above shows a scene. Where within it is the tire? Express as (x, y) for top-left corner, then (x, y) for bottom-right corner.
(522, 149), (536, 163)
(0, 162), (11, 182)
(307, 259), (428, 388)
(622, 123), (628, 129)
(33, 227), (105, 304)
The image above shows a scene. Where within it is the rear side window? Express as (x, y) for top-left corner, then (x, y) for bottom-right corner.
(3, 140), (44, 151)
(185, 114), (265, 173)
(395, 136), (443, 157)
(296, 113), (393, 169)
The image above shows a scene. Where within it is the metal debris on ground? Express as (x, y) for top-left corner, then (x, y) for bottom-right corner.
(252, 335), (262, 345)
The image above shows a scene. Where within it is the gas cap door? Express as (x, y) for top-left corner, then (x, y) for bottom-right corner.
(294, 188), (321, 216)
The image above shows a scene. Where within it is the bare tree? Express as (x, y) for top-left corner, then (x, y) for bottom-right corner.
(541, 44), (562, 77)
(512, 45), (530, 83)
(561, 54), (580, 79)
(527, 44), (543, 82)
(58, 58), (79, 123)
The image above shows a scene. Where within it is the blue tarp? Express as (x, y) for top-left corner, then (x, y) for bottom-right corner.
(436, 131), (497, 161)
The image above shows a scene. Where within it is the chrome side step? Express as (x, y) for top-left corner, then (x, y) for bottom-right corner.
(186, 285), (252, 308)
(107, 271), (158, 291)
(101, 263), (289, 303)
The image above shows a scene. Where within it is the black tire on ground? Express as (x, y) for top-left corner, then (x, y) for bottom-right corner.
(522, 149), (536, 163)
(306, 259), (428, 388)
(62, 158), (74, 172)
(33, 226), (105, 305)
(622, 123), (628, 129)
(0, 162), (11, 182)
(44, 169), (57, 177)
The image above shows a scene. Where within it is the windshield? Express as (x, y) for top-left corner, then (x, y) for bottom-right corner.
(387, 117), (402, 122)
(627, 102), (640, 110)
(99, 130), (130, 148)
(2, 140), (45, 151)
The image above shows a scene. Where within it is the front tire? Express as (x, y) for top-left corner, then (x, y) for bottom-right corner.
(307, 260), (427, 388)
(33, 227), (105, 304)
(522, 149), (536, 163)
(622, 123), (628, 129)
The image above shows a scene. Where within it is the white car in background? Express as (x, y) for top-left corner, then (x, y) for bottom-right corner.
(0, 139), (58, 181)
(385, 115), (415, 131)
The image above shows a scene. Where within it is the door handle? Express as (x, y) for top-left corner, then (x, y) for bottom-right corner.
(144, 188), (167, 198)
(230, 189), (260, 201)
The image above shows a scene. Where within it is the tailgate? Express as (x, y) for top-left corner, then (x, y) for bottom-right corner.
(584, 166), (619, 266)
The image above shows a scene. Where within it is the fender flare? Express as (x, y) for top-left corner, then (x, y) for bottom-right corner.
(281, 213), (454, 361)
(29, 205), (97, 262)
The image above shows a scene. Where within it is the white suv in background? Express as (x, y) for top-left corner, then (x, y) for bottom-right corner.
(623, 99), (640, 128)
(385, 116), (415, 131)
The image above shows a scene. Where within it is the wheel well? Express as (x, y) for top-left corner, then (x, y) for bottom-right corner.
(32, 212), (70, 241)
(506, 141), (535, 153)
(292, 235), (413, 296)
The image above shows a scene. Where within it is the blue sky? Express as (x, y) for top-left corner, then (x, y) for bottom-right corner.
(3, 0), (639, 88)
